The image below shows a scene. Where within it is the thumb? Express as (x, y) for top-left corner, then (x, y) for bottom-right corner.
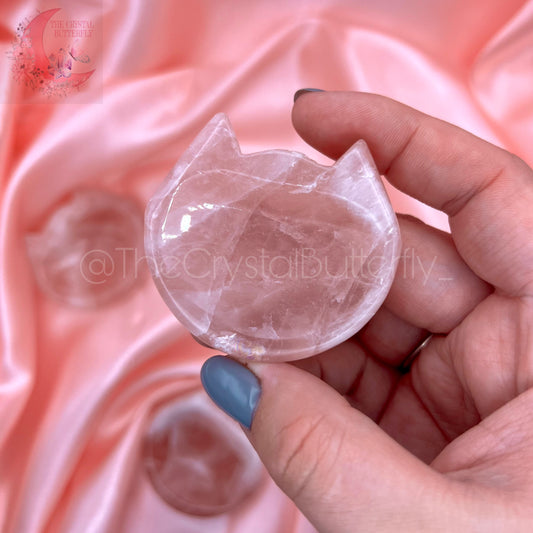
(201, 356), (451, 532)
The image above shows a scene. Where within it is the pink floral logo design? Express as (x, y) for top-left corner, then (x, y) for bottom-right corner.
(7, 8), (95, 98)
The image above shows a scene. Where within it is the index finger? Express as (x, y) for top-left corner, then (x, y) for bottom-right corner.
(292, 91), (533, 297)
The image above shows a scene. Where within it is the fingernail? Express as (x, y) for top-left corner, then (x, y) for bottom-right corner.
(293, 88), (325, 102)
(201, 355), (261, 429)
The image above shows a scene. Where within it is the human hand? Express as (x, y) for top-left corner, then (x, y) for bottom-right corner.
(200, 91), (533, 532)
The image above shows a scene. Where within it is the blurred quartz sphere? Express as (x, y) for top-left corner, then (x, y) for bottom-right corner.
(26, 189), (145, 307)
(142, 391), (264, 516)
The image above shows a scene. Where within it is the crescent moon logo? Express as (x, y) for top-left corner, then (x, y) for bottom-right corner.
(9, 8), (95, 96)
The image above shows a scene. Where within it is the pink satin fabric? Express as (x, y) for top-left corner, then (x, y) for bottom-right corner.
(1, 1), (532, 532)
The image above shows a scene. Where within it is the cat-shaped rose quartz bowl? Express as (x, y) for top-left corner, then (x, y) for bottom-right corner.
(145, 113), (400, 362)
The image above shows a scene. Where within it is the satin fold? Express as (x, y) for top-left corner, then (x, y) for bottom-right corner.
(1, 1), (532, 531)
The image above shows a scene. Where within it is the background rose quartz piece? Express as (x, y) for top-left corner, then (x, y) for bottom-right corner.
(27, 189), (145, 307)
(143, 392), (264, 516)
(145, 114), (401, 361)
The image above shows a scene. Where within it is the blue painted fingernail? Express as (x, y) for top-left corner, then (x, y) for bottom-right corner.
(201, 356), (261, 429)
(293, 88), (325, 102)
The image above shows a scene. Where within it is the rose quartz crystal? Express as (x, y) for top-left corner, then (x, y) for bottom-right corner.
(27, 189), (144, 307)
(145, 114), (400, 361)
(143, 392), (263, 516)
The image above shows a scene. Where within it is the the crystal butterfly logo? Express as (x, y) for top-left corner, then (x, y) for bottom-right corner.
(7, 8), (96, 98)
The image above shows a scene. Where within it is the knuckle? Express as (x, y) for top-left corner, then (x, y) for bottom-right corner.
(271, 412), (344, 502)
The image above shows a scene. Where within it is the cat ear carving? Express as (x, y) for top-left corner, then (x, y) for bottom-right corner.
(323, 139), (393, 215)
(333, 139), (375, 175)
(187, 113), (241, 165)
(161, 114), (241, 192)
